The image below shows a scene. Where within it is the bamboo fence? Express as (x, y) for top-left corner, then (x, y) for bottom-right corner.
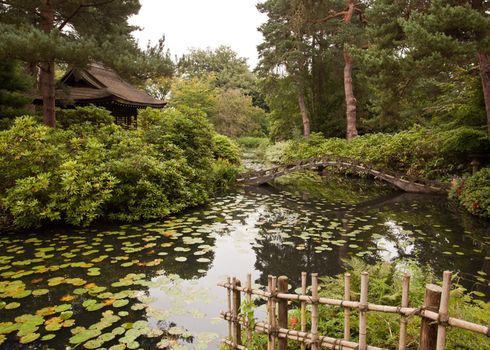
(218, 271), (490, 350)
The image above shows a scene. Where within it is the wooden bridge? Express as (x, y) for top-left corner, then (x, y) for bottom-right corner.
(237, 155), (450, 194)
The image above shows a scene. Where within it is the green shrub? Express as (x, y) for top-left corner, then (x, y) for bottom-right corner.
(451, 167), (490, 219)
(212, 159), (241, 191)
(212, 134), (241, 165)
(281, 126), (489, 180)
(237, 136), (269, 149)
(56, 105), (115, 128)
(1, 108), (236, 230)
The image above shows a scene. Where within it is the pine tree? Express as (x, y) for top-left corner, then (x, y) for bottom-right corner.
(400, 0), (490, 135)
(0, 1), (170, 127)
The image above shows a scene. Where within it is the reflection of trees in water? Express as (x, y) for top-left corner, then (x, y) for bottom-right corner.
(250, 188), (489, 296)
(366, 194), (488, 293)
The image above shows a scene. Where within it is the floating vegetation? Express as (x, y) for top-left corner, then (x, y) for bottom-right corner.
(0, 179), (489, 349)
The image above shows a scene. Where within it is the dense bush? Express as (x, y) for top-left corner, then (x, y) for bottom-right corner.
(451, 167), (490, 219)
(56, 105), (115, 128)
(237, 136), (269, 149)
(212, 134), (241, 165)
(0, 106), (239, 230)
(280, 126), (490, 180)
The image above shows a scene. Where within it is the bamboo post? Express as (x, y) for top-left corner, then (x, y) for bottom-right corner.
(272, 276), (278, 349)
(278, 276), (289, 350)
(344, 273), (351, 341)
(436, 271), (452, 350)
(267, 275), (273, 350)
(232, 278), (242, 348)
(311, 273), (319, 350)
(227, 277), (232, 342)
(420, 284), (442, 350)
(398, 274), (411, 350)
(359, 272), (369, 350)
(300, 272), (307, 350)
(246, 273), (253, 347)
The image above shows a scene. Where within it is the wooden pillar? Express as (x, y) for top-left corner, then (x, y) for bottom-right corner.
(267, 275), (274, 350)
(436, 272), (452, 350)
(246, 273), (253, 347)
(227, 277), (232, 342)
(419, 284), (442, 350)
(359, 272), (369, 350)
(232, 278), (242, 348)
(300, 272), (307, 350)
(278, 276), (289, 350)
(271, 276), (277, 349)
(344, 273), (351, 341)
(398, 274), (410, 350)
(311, 273), (319, 350)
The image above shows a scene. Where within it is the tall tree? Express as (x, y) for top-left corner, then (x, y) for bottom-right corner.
(400, 0), (490, 135)
(0, 0), (145, 127)
(312, 0), (367, 140)
(257, 0), (313, 138)
(178, 46), (255, 92)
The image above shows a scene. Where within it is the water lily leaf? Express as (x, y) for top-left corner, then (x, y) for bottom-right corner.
(127, 340), (140, 349)
(41, 334), (56, 341)
(108, 345), (126, 350)
(86, 303), (105, 312)
(82, 300), (97, 308)
(113, 299), (129, 308)
(5, 302), (21, 310)
(69, 329), (101, 344)
(13, 290), (32, 299)
(55, 304), (72, 313)
(19, 332), (40, 344)
(32, 289), (49, 297)
(60, 311), (74, 320)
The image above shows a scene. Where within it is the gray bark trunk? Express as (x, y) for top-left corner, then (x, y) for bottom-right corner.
(343, 49), (358, 141)
(298, 93), (311, 138)
(477, 52), (490, 137)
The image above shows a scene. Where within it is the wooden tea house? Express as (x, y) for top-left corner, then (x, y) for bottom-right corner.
(38, 63), (166, 126)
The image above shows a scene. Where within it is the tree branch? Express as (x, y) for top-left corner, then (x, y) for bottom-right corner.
(311, 11), (348, 23)
(57, 0), (116, 31)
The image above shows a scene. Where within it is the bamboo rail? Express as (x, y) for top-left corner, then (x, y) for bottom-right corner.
(219, 270), (490, 350)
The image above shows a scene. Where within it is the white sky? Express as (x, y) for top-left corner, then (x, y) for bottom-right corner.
(130, 0), (267, 68)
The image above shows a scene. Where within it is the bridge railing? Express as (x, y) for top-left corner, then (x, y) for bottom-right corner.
(237, 155), (449, 190)
(219, 271), (489, 350)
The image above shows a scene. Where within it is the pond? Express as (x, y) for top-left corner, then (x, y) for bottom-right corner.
(1, 172), (489, 349)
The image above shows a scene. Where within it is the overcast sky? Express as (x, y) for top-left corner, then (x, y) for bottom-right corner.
(130, 0), (267, 68)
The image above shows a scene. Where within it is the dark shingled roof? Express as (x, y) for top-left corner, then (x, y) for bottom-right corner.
(45, 63), (166, 108)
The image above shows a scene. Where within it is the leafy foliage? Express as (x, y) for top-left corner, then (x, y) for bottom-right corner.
(279, 126), (490, 180)
(212, 134), (241, 165)
(0, 106), (237, 230)
(0, 61), (33, 129)
(451, 167), (490, 219)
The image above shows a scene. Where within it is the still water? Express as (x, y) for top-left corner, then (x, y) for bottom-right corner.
(0, 173), (489, 349)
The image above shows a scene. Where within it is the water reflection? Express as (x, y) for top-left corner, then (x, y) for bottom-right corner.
(0, 172), (488, 349)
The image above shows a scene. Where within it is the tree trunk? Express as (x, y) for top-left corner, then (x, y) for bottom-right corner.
(40, 0), (56, 128)
(343, 0), (358, 141)
(477, 52), (490, 137)
(343, 49), (358, 141)
(298, 93), (311, 138)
